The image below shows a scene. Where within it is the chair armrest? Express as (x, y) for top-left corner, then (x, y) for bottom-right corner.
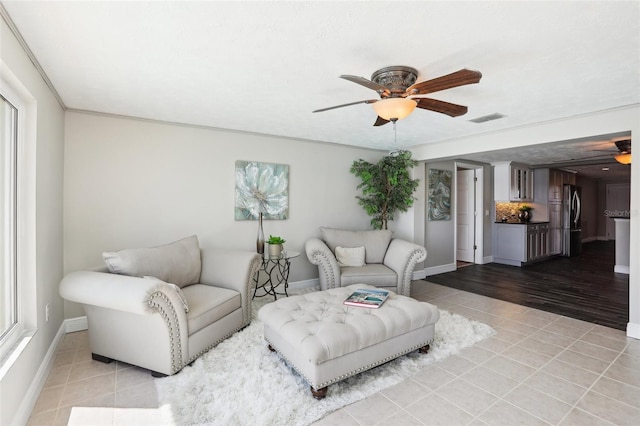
(60, 271), (189, 374)
(305, 238), (340, 290)
(60, 271), (173, 315)
(199, 248), (262, 325)
(383, 239), (427, 296)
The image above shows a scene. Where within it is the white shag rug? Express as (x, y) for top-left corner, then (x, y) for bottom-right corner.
(155, 297), (495, 426)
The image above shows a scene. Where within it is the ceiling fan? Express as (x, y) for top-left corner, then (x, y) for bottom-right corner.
(312, 66), (482, 126)
(598, 138), (631, 153)
(550, 137), (632, 166)
(593, 138), (632, 164)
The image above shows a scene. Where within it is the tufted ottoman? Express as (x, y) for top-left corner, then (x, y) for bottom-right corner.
(258, 284), (440, 399)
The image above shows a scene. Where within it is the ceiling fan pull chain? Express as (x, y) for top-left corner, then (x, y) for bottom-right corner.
(393, 119), (397, 145)
(392, 117), (399, 148)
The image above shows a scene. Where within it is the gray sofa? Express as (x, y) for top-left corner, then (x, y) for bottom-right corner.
(59, 235), (262, 376)
(304, 227), (427, 296)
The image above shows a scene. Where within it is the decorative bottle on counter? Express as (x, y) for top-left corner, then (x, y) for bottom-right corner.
(256, 212), (265, 254)
(518, 210), (531, 222)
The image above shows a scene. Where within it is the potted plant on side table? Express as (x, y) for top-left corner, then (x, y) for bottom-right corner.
(267, 235), (286, 257)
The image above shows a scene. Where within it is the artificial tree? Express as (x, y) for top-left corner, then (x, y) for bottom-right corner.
(350, 150), (420, 230)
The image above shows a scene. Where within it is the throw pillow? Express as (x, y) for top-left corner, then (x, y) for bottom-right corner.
(144, 276), (189, 313)
(320, 227), (393, 264)
(335, 246), (366, 267)
(103, 235), (201, 287)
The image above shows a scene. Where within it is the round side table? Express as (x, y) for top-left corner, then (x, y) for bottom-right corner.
(253, 250), (300, 299)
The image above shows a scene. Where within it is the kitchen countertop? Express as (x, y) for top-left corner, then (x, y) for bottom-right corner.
(495, 221), (550, 224)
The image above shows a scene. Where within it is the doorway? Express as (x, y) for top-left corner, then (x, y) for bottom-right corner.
(455, 163), (484, 267)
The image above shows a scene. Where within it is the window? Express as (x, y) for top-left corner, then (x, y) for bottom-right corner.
(0, 93), (19, 355)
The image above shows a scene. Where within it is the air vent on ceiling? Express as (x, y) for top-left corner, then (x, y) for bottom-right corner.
(469, 113), (505, 123)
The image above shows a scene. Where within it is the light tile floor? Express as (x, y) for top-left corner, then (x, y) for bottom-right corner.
(27, 281), (640, 425)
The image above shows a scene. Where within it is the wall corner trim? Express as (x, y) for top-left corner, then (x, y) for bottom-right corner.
(627, 322), (640, 340)
(424, 263), (456, 277)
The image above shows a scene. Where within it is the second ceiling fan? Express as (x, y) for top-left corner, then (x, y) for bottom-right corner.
(313, 66), (482, 126)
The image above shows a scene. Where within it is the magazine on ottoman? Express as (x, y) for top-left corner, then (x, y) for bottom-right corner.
(343, 288), (390, 308)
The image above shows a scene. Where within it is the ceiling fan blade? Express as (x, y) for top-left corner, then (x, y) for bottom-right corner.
(615, 139), (631, 153)
(312, 99), (378, 113)
(553, 154), (615, 162)
(415, 98), (468, 117)
(407, 69), (482, 95)
(373, 116), (390, 126)
(340, 75), (391, 95)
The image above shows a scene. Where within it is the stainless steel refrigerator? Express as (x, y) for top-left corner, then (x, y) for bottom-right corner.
(563, 184), (582, 256)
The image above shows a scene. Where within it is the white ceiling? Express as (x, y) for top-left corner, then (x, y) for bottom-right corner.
(2, 1), (638, 179)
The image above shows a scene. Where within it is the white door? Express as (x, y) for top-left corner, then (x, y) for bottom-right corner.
(606, 183), (631, 240)
(456, 169), (475, 262)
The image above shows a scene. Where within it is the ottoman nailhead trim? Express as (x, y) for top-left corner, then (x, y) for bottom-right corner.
(264, 337), (435, 389)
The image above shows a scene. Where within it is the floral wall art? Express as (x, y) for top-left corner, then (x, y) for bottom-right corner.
(428, 169), (451, 221)
(235, 160), (289, 220)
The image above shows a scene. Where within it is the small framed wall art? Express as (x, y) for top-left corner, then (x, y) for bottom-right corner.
(427, 169), (451, 221)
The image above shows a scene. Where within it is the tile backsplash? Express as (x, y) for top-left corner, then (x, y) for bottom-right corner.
(496, 202), (527, 222)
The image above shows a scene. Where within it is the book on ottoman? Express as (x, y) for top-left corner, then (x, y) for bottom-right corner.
(343, 288), (390, 308)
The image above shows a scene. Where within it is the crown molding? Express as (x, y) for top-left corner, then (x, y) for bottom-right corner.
(0, 2), (65, 109)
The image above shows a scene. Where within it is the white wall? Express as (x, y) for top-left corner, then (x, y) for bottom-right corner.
(0, 17), (65, 426)
(63, 111), (385, 317)
(424, 161), (456, 270)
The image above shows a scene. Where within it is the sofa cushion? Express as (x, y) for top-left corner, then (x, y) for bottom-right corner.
(340, 264), (397, 287)
(335, 246), (366, 267)
(320, 227), (392, 264)
(103, 235), (201, 288)
(182, 284), (241, 335)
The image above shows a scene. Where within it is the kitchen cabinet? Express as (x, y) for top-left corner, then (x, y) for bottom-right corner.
(549, 169), (563, 202)
(535, 168), (577, 203)
(548, 202), (562, 254)
(548, 168), (576, 202)
(527, 223), (550, 261)
(511, 166), (533, 201)
(494, 162), (533, 202)
(494, 222), (550, 266)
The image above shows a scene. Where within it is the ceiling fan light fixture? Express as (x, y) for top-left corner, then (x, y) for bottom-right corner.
(615, 153), (632, 165)
(372, 98), (417, 121)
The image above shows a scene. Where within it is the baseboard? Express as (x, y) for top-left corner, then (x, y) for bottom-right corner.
(582, 236), (598, 243)
(413, 269), (427, 280)
(288, 278), (319, 291)
(627, 322), (640, 340)
(480, 255), (493, 265)
(12, 321), (68, 426)
(289, 272), (433, 287)
(493, 257), (524, 267)
(614, 265), (630, 274)
(424, 263), (456, 276)
(65, 316), (88, 332)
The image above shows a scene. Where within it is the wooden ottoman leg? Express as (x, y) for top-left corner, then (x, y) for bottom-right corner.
(268, 344), (276, 352)
(419, 344), (431, 354)
(311, 386), (328, 400)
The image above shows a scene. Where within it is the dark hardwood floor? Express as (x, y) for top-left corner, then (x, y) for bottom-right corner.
(427, 241), (629, 330)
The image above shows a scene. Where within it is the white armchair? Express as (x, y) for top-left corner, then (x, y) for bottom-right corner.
(305, 227), (427, 296)
(59, 236), (262, 376)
